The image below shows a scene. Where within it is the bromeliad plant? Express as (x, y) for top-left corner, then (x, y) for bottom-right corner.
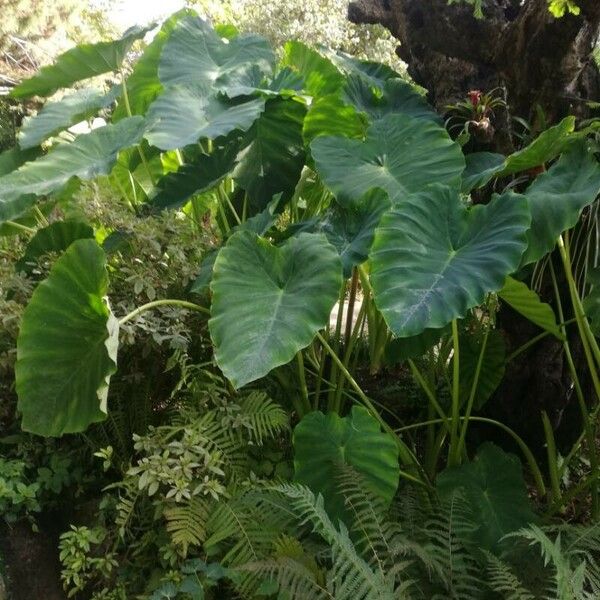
(3, 10), (600, 518)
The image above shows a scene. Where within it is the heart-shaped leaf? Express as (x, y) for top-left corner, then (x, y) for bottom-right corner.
(498, 277), (563, 339)
(145, 86), (265, 150)
(233, 98), (306, 214)
(343, 75), (440, 123)
(159, 15), (275, 95)
(0, 117), (146, 223)
(370, 185), (531, 337)
(293, 406), (400, 521)
(209, 231), (342, 388)
(15, 239), (118, 436)
(15, 220), (94, 274)
(311, 113), (465, 205)
(18, 87), (117, 150)
(436, 443), (536, 552)
(520, 141), (600, 265)
(11, 25), (152, 98)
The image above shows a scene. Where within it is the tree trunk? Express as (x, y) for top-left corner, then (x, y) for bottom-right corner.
(348, 0), (600, 450)
(349, 0), (600, 148)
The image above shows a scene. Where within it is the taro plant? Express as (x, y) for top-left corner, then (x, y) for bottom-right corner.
(3, 9), (600, 524)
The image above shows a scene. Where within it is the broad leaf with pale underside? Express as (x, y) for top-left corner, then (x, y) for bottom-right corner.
(145, 85), (264, 150)
(11, 25), (152, 98)
(0, 117), (145, 223)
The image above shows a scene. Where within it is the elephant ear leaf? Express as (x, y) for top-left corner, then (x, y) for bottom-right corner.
(0, 117), (146, 224)
(520, 141), (600, 266)
(436, 443), (536, 552)
(158, 15), (275, 94)
(16, 239), (118, 437)
(293, 406), (399, 522)
(311, 113), (465, 206)
(498, 277), (563, 339)
(209, 231), (342, 388)
(370, 186), (531, 337)
(11, 25), (152, 98)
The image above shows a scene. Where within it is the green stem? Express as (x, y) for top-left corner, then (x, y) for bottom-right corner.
(315, 332), (427, 486)
(395, 416), (546, 497)
(5, 220), (35, 234)
(505, 319), (576, 364)
(119, 299), (210, 326)
(407, 359), (448, 424)
(121, 73), (156, 187)
(456, 326), (489, 459)
(542, 411), (562, 505)
(448, 319), (461, 466)
(33, 206), (49, 227)
(549, 259), (598, 516)
(296, 351), (311, 415)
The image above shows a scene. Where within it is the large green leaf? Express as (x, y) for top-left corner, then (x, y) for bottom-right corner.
(0, 117), (145, 223)
(461, 152), (505, 193)
(500, 116), (576, 176)
(209, 231), (342, 388)
(233, 98), (306, 213)
(18, 87), (117, 150)
(498, 277), (563, 339)
(520, 141), (600, 265)
(324, 50), (400, 88)
(293, 406), (399, 521)
(113, 10), (192, 120)
(282, 42), (344, 97)
(145, 85), (264, 150)
(303, 94), (367, 143)
(11, 25), (151, 98)
(370, 186), (531, 337)
(0, 146), (41, 176)
(343, 75), (440, 123)
(15, 220), (94, 274)
(316, 188), (391, 277)
(158, 15), (275, 95)
(149, 144), (239, 210)
(311, 113), (465, 205)
(15, 240), (118, 436)
(436, 443), (536, 552)
(458, 329), (505, 410)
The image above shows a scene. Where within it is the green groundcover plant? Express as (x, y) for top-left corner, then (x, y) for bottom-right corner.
(2, 7), (600, 599)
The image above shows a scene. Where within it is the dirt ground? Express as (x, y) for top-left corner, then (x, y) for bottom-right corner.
(0, 519), (65, 600)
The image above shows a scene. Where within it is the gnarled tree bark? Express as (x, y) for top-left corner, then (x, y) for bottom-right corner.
(349, 0), (600, 146)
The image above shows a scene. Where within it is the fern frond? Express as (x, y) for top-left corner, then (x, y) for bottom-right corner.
(239, 391), (289, 445)
(484, 550), (535, 600)
(164, 497), (210, 556)
(422, 489), (482, 599)
(240, 557), (332, 600)
(274, 483), (397, 599)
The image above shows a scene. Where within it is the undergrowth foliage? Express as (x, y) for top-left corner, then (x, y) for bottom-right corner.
(1, 5), (600, 599)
